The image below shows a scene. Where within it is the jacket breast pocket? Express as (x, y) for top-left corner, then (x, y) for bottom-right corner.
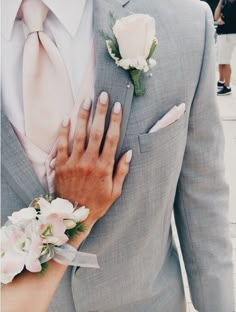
(138, 111), (188, 153)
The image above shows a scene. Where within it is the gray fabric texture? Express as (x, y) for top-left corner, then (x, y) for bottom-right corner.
(1, 0), (234, 311)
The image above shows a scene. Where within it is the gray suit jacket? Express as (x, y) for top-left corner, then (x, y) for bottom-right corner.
(1, 0), (234, 311)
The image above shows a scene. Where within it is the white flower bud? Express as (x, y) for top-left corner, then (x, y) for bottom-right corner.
(63, 219), (77, 230)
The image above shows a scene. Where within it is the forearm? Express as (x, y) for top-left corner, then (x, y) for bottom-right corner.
(1, 220), (95, 312)
(2, 260), (68, 312)
(214, 0), (223, 20)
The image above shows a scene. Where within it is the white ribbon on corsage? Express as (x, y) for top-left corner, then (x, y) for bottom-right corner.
(40, 244), (100, 268)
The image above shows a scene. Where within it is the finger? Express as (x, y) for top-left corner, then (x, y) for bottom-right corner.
(100, 102), (122, 167)
(71, 98), (92, 159)
(86, 91), (109, 156)
(56, 116), (71, 166)
(112, 150), (132, 199)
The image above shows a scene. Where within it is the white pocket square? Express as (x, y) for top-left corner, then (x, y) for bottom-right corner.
(148, 103), (186, 134)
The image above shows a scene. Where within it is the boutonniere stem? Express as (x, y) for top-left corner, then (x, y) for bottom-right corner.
(129, 69), (144, 96)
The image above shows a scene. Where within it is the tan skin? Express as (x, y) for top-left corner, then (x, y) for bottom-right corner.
(55, 92), (131, 221)
(2, 92), (132, 312)
(215, 0), (232, 87)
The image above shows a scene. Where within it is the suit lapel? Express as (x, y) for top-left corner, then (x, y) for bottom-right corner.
(93, 0), (134, 157)
(1, 111), (45, 205)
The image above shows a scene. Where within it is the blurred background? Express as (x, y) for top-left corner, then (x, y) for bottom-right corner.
(202, 0), (219, 12)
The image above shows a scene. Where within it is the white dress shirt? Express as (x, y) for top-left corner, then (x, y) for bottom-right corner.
(1, 0), (94, 134)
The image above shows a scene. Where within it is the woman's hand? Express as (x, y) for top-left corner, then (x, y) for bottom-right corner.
(55, 91), (132, 227)
(217, 17), (225, 25)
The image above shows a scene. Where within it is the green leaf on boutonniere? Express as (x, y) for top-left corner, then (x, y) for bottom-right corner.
(100, 11), (121, 60)
(65, 222), (86, 240)
(129, 69), (145, 96)
(106, 40), (121, 60)
(37, 262), (49, 275)
(147, 39), (158, 60)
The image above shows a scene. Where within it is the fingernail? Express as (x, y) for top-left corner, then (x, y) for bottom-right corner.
(62, 115), (70, 127)
(126, 150), (133, 163)
(100, 91), (108, 105)
(83, 98), (91, 110)
(113, 102), (121, 114)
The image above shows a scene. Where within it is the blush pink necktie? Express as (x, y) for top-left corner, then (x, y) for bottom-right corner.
(22, 0), (74, 153)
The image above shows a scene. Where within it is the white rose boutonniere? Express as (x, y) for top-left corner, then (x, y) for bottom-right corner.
(103, 13), (158, 96)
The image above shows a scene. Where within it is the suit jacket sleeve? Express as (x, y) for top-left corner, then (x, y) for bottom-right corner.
(174, 4), (235, 312)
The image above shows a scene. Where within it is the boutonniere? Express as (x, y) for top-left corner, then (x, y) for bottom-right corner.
(103, 13), (158, 96)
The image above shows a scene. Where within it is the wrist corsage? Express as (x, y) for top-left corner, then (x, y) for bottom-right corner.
(1, 196), (99, 284)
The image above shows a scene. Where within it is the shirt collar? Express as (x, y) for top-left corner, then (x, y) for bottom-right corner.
(1, 0), (87, 40)
(1, 0), (22, 40)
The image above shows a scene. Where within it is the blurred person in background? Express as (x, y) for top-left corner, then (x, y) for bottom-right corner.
(215, 0), (236, 95)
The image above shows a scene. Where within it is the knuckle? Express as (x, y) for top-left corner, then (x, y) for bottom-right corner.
(106, 132), (118, 145)
(79, 109), (89, 120)
(60, 124), (69, 133)
(85, 150), (98, 162)
(90, 129), (103, 142)
(98, 165), (110, 176)
(84, 165), (94, 175)
(113, 188), (122, 199)
(74, 133), (84, 145)
(55, 165), (65, 177)
(57, 144), (66, 154)
(119, 166), (128, 177)
(80, 161), (94, 175)
(101, 157), (114, 169)
(58, 129), (66, 138)
(73, 162), (83, 173)
(111, 113), (121, 124)
(66, 163), (75, 173)
(119, 170), (125, 177)
(97, 103), (107, 114)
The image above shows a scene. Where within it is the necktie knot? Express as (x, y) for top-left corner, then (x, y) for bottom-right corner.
(21, 0), (49, 33)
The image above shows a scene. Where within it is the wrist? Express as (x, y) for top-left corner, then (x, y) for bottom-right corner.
(68, 217), (96, 249)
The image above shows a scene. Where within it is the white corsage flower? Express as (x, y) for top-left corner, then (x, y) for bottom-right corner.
(8, 207), (37, 226)
(1, 224), (42, 284)
(1, 196), (93, 284)
(38, 198), (90, 229)
(104, 13), (158, 96)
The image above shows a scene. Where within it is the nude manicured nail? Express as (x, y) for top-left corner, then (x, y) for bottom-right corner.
(114, 102), (121, 114)
(62, 115), (70, 127)
(126, 150), (133, 163)
(100, 91), (108, 105)
(83, 98), (91, 110)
